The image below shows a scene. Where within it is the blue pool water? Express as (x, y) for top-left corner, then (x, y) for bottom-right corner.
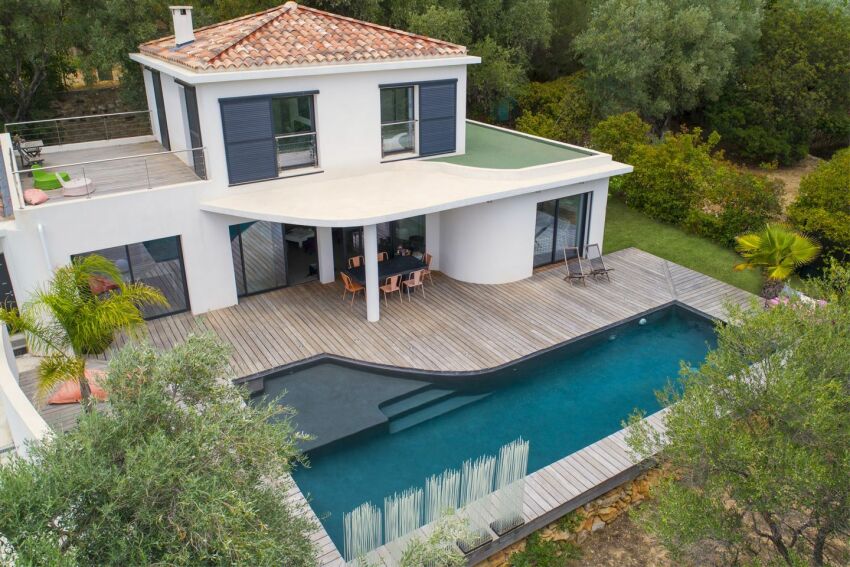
(285, 305), (716, 548)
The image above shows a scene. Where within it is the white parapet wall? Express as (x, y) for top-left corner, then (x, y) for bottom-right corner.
(0, 326), (51, 457)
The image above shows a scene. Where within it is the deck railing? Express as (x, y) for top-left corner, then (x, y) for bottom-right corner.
(11, 146), (207, 207)
(5, 110), (153, 148)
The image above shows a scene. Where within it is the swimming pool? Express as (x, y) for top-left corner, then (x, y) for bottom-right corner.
(261, 304), (716, 549)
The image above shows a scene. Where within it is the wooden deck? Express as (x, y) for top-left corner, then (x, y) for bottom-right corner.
(143, 247), (753, 377)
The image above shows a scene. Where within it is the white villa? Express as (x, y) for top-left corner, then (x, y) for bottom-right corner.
(0, 1), (630, 325)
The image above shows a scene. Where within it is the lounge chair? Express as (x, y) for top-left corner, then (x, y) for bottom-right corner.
(585, 244), (614, 282)
(340, 272), (364, 306)
(422, 252), (434, 285)
(55, 172), (95, 197)
(380, 275), (402, 305)
(402, 269), (425, 301)
(31, 164), (69, 190)
(563, 247), (587, 286)
(12, 137), (43, 168)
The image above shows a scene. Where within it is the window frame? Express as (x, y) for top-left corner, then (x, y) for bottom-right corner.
(380, 85), (418, 159)
(272, 93), (320, 174)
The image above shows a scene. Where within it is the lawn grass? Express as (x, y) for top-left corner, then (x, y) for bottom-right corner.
(604, 198), (763, 294)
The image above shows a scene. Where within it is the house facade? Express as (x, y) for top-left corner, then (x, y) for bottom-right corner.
(0, 2), (631, 323)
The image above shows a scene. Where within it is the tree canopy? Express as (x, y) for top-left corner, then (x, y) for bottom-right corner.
(706, 0), (850, 165)
(573, 0), (762, 130)
(628, 263), (850, 566)
(0, 334), (316, 566)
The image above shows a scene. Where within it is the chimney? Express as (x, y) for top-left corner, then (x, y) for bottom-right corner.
(170, 6), (195, 47)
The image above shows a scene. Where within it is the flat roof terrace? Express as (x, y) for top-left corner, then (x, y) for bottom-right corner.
(201, 121), (628, 227)
(431, 121), (593, 169)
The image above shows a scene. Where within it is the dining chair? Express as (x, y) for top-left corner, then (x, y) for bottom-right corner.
(347, 255), (364, 269)
(422, 252), (434, 285)
(377, 251), (389, 262)
(380, 275), (402, 305)
(339, 272), (364, 306)
(402, 269), (425, 301)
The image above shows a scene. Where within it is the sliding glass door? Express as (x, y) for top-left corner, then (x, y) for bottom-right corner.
(533, 193), (589, 267)
(73, 236), (190, 319)
(332, 215), (426, 272)
(230, 221), (318, 296)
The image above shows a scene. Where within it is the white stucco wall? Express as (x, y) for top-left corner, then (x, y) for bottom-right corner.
(438, 179), (610, 284)
(0, 180), (240, 316)
(193, 64), (469, 187)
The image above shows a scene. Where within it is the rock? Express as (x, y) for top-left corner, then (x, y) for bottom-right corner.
(591, 518), (606, 532)
(598, 506), (620, 522)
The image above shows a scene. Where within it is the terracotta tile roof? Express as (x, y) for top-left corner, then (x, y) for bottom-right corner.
(139, 1), (467, 72)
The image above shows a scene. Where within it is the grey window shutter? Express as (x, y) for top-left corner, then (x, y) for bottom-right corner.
(418, 81), (456, 156)
(220, 97), (277, 185)
(182, 85), (206, 178)
(150, 70), (171, 151)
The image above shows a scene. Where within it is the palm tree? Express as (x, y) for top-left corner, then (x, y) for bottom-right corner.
(734, 224), (821, 299)
(0, 255), (167, 408)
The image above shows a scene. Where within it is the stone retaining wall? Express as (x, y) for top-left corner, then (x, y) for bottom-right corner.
(476, 467), (667, 566)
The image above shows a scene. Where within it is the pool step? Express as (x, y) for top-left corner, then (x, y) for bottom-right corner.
(389, 393), (491, 434)
(380, 388), (455, 419)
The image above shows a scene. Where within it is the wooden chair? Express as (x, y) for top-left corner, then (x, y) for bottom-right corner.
(421, 252), (434, 285)
(563, 247), (588, 286)
(347, 255), (364, 269)
(377, 251), (389, 262)
(380, 275), (402, 305)
(402, 269), (425, 301)
(585, 244), (614, 282)
(339, 272), (364, 306)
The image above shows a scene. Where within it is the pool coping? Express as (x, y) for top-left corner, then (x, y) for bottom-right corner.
(234, 300), (718, 393)
(267, 301), (720, 566)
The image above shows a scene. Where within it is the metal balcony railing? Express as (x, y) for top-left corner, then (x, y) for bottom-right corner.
(5, 110), (153, 148)
(11, 146), (207, 207)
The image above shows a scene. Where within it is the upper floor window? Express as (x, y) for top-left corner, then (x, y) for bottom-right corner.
(380, 86), (416, 157)
(273, 95), (318, 172)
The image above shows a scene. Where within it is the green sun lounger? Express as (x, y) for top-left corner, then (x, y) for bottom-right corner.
(32, 164), (70, 190)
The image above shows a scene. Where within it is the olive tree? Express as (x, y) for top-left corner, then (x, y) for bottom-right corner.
(628, 264), (850, 566)
(0, 334), (316, 566)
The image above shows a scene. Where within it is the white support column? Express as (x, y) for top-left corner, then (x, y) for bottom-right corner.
(425, 212), (440, 270)
(316, 226), (335, 284)
(363, 224), (380, 322)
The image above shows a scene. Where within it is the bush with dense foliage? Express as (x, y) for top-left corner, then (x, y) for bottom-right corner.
(573, 0), (762, 130)
(594, 114), (782, 247)
(787, 148), (850, 263)
(514, 73), (594, 145)
(0, 334), (316, 566)
(589, 111), (652, 163)
(628, 263), (850, 566)
(706, 0), (850, 164)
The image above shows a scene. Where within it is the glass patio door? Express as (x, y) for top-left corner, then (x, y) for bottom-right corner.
(533, 193), (589, 267)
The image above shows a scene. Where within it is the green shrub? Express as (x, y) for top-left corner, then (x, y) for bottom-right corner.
(622, 128), (719, 225)
(508, 532), (582, 566)
(589, 111), (653, 163)
(684, 166), (783, 246)
(788, 148), (850, 262)
(515, 73), (594, 146)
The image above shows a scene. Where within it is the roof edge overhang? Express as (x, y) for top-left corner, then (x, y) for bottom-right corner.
(129, 52), (481, 85)
(199, 159), (633, 227)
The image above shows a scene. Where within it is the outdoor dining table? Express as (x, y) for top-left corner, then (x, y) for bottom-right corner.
(344, 255), (426, 286)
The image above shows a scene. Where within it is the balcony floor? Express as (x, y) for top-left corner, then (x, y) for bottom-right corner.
(19, 141), (200, 201)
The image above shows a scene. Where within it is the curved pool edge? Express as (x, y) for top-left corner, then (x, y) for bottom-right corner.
(233, 300), (720, 394)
